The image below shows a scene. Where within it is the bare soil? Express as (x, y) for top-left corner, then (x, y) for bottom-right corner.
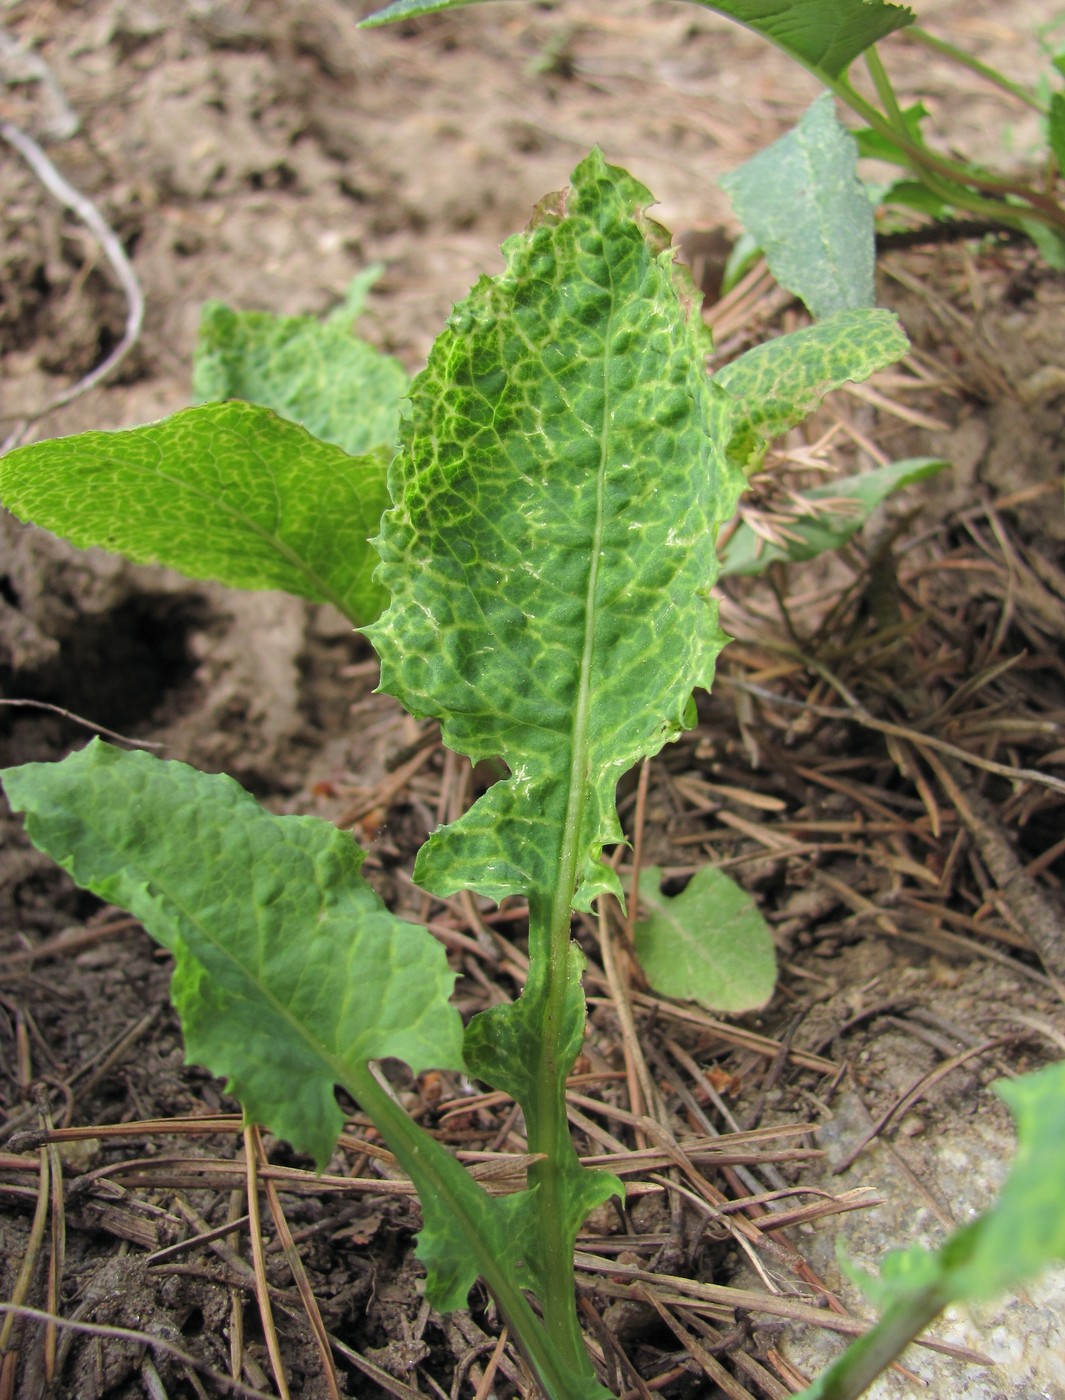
(2, 3), (1065, 1398)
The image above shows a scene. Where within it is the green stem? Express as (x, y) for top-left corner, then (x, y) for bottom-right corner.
(350, 1063), (593, 1400)
(832, 73), (1065, 237)
(806, 1284), (951, 1400)
(520, 308), (618, 1384)
(906, 26), (1048, 114)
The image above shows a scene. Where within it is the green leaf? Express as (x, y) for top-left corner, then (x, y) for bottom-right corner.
(722, 93), (877, 319)
(0, 739), (464, 1169)
(718, 457), (947, 577)
(686, 0), (913, 82)
(361, 0), (915, 81)
(632, 865), (776, 1013)
(365, 147), (743, 911)
(0, 401), (391, 626)
(0, 741), (573, 1350)
(193, 282), (408, 458)
(796, 1061), (1065, 1400)
(713, 308), (910, 474)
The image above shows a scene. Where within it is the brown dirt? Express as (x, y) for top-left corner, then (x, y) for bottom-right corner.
(2, 3), (1065, 1398)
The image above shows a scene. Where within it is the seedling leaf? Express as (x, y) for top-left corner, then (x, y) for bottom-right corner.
(0, 401), (391, 625)
(0, 740), (464, 1169)
(796, 1061), (1065, 1400)
(719, 457), (947, 576)
(713, 307), (909, 473)
(193, 288), (407, 458)
(366, 147), (744, 911)
(722, 93), (876, 319)
(633, 865), (776, 1012)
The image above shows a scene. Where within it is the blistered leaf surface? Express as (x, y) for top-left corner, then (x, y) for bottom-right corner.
(1, 740), (464, 1168)
(0, 402), (390, 625)
(366, 148), (743, 910)
(633, 865), (776, 1012)
(722, 94), (877, 319)
(713, 308), (909, 473)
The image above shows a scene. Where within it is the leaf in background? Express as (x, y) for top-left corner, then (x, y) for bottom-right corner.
(718, 457), (947, 576)
(713, 308), (909, 473)
(796, 1061), (1065, 1400)
(633, 865), (776, 1013)
(0, 401), (391, 625)
(194, 278), (407, 458)
(722, 93), (877, 319)
(366, 147), (743, 911)
(362, 0), (915, 79)
(0, 740), (464, 1168)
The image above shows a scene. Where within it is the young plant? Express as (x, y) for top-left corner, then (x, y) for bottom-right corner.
(3, 151), (928, 1395)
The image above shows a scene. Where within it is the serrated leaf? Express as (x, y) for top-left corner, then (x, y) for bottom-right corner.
(722, 93), (877, 319)
(719, 457), (947, 576)
(632, 865), (776, 1012)
(713, 308), (909, 474)
(796, 1061), (1065, 1400)
(365, 147), (743, 911)
(193, 284), (407, 458)
(0, 401), (390, 625)
(361, 0), (914, 81)
(0, 740), (464, 1168)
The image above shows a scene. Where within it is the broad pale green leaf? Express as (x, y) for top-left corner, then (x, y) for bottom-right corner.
(0, 740), (574, 1344)
(722, 93), (877, 319)
(712, 308), (909, 473)
(0, 401), (390, 625)
(718, 457), (947, 577)
(366, 147), (743, 912)
(193, 282), (407, 458)
(797, 1061), (1065, 1400)
(632, 864), (776, 1012)
(361, 0), (914, 82)
(0, 739), (465, 1168)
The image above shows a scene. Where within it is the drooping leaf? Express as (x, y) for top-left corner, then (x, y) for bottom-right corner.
(722, 93), (877, 319)
(0, 740), (464, 1168)
(713, 307), (909, 473)
(796, 1061), (1065, 1400)
(718, 457), (947, 577)
(193, 279), (407, 458)
(366, 148), (743, 912)
(361, 0), (915, 83)
(632, 865), (776, 1012)
(0, 401), (390, 625)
